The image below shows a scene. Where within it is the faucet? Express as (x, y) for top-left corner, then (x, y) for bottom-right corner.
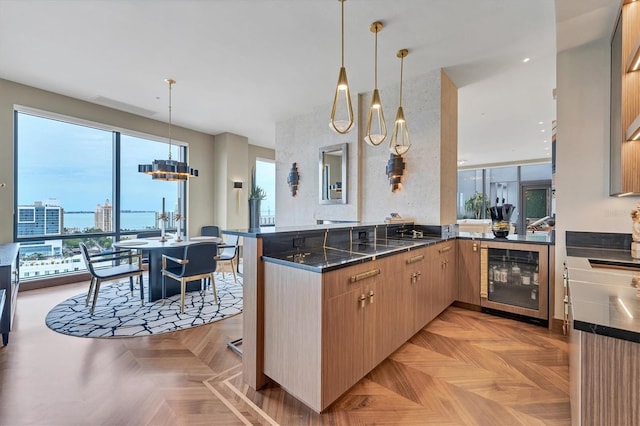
(412, 230), (423, 239)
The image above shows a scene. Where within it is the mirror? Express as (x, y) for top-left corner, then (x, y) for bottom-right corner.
(319, 143), (348, 204)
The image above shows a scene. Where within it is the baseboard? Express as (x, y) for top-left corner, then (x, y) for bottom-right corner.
(452, 301), (482, 312)
(20, 272), (92, 292)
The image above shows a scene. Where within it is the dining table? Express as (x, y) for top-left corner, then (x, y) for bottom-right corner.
(113, 235), (222, 302)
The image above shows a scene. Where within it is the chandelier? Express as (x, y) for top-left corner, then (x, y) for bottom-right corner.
(138, 79), (198, 181)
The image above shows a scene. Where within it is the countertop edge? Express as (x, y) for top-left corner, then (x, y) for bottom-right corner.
(573, 319), (640, 343)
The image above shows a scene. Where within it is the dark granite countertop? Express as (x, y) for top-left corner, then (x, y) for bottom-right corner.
(566, 256), (640, 343)
(262, 238), (440, 273)
(565, 231), (640, 343)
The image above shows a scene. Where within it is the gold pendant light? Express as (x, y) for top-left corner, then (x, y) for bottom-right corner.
(330, 0), (354, 134)
(364, 21), (387, 146)
(138, 79), (198, 181)
(389, 49), (411, 156)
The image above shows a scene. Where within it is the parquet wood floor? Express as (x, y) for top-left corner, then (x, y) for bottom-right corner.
(0, 282), (569, 425)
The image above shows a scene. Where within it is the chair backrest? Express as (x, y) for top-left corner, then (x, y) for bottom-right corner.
(200, 226), (220, 237)
(137, 230), (162, 238)
(79, 242), (98, 277)
(180, 242), (218, 277)
(220, 234), (239, 259)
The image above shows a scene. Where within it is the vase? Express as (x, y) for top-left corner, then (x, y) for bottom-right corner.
(248, 199), (261, 231)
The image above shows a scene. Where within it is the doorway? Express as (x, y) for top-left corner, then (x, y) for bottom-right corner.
(518, 180), (552, 234)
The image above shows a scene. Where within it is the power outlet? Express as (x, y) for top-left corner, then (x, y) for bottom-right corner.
(293, 237), (305, 248)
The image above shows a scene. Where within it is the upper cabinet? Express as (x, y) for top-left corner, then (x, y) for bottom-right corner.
(611, 1), (640, 196)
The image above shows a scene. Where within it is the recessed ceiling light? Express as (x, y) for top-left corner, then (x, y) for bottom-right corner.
(541, 129), (545, 133)
(544, 147), (550, 151)
(522, 57), (531, 63)
(538, 121), (543, 125)
(543, 140), (548, 143)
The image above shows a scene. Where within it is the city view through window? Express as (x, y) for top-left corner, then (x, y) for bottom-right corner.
(16, 111), (183, 280)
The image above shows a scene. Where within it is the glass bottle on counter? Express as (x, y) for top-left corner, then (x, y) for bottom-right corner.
(533, 265), (539, 285)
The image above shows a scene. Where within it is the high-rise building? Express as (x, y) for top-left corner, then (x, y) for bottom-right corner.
(94, 198), (112, 231)
(17, 200), (64, 257)
(17, 199), (63, 238)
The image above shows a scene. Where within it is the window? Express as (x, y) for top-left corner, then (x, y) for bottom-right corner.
(255, 159), (276, 226)
(15, 109), (188, 281)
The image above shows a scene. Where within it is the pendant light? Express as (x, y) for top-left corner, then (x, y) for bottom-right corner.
(138, 79), (198, 181)
(389, 49), (411, 156)
(330, 0), (354, 134)
(364, 21), (387, 146)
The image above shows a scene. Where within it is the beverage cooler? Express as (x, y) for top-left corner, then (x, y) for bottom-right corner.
(480, 241), (549, 322)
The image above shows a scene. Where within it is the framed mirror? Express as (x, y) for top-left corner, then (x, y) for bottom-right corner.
(319, 143), (347, 204)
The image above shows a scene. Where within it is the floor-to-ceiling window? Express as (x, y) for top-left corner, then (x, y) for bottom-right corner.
(15, 109), (187, 280)
(255, 159), (276, 226)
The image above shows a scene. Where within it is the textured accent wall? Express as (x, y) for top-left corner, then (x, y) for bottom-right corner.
(275, 103), (359, 226)
(275, 68), (457, 226)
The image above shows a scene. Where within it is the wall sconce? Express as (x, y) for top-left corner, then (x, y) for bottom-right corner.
(287, 163), (300, 196)
(233, 181), (243, 212)
(386, 154), (405, 192)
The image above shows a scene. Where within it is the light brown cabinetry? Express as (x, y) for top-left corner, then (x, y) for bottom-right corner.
(431, 241), (456, 317)
(457, 239), (481, 306)
(263, 246), (439, 413)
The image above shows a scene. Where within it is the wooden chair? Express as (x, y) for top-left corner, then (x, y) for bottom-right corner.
(217, 234), (240, 283)
(161, 242), (219, 314)
(79, 242), (145, 314)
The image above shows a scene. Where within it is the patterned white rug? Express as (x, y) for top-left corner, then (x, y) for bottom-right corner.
(45, 273), (242, 338)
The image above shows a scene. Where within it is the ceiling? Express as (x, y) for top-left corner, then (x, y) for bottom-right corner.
(0, 0), (621, 168)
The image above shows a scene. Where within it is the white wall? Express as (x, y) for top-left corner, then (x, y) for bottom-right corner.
(555, 38), (631, 319)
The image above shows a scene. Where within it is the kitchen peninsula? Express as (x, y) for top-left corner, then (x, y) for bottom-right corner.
(565, 231), (640, 425)
(224, 222), (555, 413)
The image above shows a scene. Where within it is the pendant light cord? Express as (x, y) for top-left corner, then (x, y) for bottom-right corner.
(374, 28), (378, 89)
(399, 56), (404, 107)
(341, 0), (345, 67)
(167, 80), (173, 160)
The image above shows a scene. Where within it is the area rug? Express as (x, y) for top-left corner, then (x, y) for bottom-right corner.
(45, 273), (242, 338)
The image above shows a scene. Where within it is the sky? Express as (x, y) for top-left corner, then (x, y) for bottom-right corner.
(17, 112), (276, 215)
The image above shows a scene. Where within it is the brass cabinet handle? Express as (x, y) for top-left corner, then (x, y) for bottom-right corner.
(350, 268), (381, 283)
(359, 294), (367, 308)
(472, 242), (478, 252)
(480, 246), (488, 298)
(439, 245), (452, 254)
(416, 271), (421, 281)
(406, 254), (425, 264)
(368, 290), (374, 303)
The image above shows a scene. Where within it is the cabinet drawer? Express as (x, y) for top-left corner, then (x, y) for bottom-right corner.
(323, 260), (380, 300)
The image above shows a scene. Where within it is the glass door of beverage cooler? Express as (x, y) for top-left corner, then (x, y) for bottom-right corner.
(480, 241), (548, 321)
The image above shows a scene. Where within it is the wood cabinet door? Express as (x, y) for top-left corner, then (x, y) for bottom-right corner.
(410, 248), (432, 333)
(322, 269), (365, 408)
(444, 244), (457, 306)
(457, 239), (481, 306)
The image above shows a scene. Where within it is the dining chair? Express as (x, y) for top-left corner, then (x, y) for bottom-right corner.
(135, 230), (161, 265)
(161, 242), (219, 314)
(217, 234), (240, 283)
(79, 242), (145, 314)
(200, 225), (220, 237)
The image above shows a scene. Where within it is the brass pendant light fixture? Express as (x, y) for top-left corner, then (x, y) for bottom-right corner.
(138, 79), (198, 181)
(364, 21), (387, 146)
(389, 49), (411, 156)
(330, 0), (354, 134)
